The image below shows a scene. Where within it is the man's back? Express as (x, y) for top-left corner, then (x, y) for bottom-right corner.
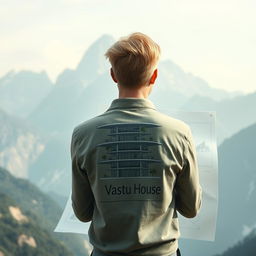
(71, 98), (202, 256)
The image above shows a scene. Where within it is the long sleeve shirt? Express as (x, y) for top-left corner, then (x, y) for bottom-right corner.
(71, 97), (202, 256)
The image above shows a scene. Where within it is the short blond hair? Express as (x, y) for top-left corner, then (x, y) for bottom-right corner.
(105, 32), (161, 88)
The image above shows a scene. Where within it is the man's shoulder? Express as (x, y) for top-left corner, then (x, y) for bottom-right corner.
(72, 113), (106, 138)
(72, 108), (191, 140)
(150, 109), (190, 137)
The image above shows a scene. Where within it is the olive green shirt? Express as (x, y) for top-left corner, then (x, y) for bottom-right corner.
(71, 98), (202, 256)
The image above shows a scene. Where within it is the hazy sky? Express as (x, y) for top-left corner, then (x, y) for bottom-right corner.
(1, 0), (255, 93)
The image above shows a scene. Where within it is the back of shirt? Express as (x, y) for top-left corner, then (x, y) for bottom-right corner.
(71, 98), (202, 256)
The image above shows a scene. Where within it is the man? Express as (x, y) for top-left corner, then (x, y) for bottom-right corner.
(71, 32), (202, 256)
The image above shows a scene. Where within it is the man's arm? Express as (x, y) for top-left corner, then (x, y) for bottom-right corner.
(175, 127), (202, 218)
(71, 129), (94, 222)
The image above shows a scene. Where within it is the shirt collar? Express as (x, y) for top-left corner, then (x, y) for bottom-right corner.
(107, 97), (156, 111)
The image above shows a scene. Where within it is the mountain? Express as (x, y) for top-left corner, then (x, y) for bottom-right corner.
(153, 60), (240, 105)
(28, 68), (85, 134)
(179, 122), (256, 256)
(0, 192), (72, 256)
(181, 92), (256, 144)
(28, 34), (240, 135)
(28, 35), (115, 134)
(0, 70), (53, 118)
(0, 166), (91, 256)
(75, 34), (115, 85)
(0, 34), (240, 127)
(0, 108), (44, 178)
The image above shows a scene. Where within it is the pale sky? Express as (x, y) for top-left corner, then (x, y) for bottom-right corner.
(1, 0), (255, 93)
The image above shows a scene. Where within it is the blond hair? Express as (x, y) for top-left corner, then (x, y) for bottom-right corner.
(104, 32), (161, 88)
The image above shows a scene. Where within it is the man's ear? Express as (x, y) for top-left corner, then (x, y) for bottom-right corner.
(149, 69), (158, 85)
(110, 68), (118, 83)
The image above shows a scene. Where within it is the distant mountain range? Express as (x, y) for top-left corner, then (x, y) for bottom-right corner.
(0, 167), (91, 256)
(179, 122), (256, 256)
(0, 70), (53, 118)
(26, 35), (243, 136)
(150, 59), (241, 109)
(75, 34), (115, 85)
(0, 108), (43, 178)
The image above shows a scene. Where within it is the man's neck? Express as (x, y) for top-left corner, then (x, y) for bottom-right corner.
(118, 86), (150, 99)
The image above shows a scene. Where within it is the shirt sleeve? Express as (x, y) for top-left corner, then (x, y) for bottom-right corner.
(71, 128), (94, 222)
(175, 127), (202, 218)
